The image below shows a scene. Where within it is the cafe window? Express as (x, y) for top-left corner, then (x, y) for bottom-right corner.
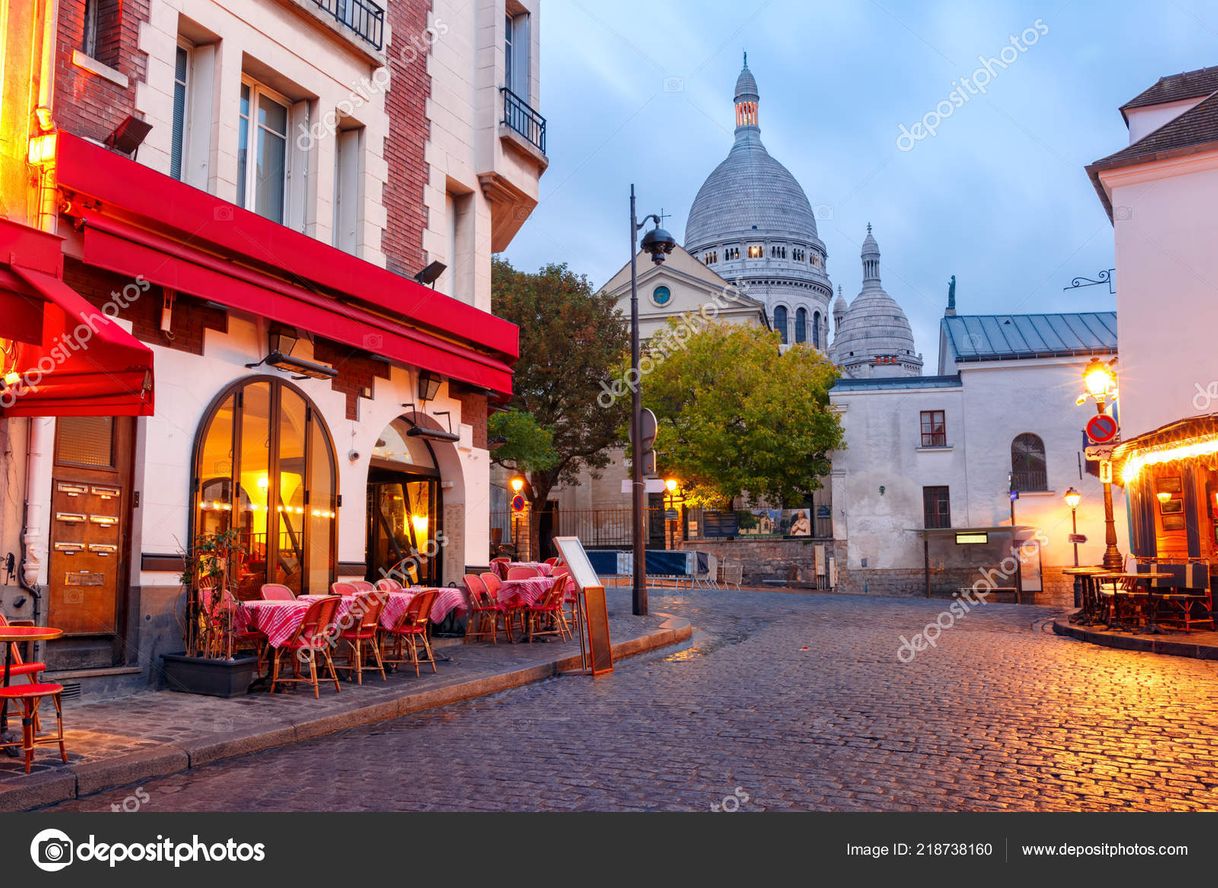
(193, 377), (337, 597)
(920, 410), (947, 447)
(923, 486), (951, 529)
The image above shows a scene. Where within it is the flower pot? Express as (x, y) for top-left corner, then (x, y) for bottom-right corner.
(160, 652), (259, 698)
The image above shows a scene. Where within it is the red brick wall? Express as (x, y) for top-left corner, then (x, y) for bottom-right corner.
(55, 0), (149, 143)
(453, 389), (488, 449)
(313, 339), (393, 420)
(381, 0), (432, 278)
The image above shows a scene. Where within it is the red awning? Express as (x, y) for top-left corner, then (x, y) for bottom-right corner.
(56, 133), (518, 395)
(0, 262), (154, 418)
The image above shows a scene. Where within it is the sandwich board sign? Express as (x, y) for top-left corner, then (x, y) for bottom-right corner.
(553, 535), (613, 675)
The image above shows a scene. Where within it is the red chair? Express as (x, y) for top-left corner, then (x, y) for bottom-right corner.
(490, 556), (511, 579)
(544, 557), (559, 566)
(506, 566), (540, 580)
(349, 580), (376, 593)
(340, 592), (386, 684)
(331, 581), (358, 596)
(525, 581), (572, 643)
(383, 589), (438, 675)
(0, 614), (46, 683)
(0, 683), (66, 773)
(463, 574), (508, 644)
(260, 584), (295, 601)
(375, 577), (403, 593)
(481, 571), (521, 640)
(270, 597), (341, 698)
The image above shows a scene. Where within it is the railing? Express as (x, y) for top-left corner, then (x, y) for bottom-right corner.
(1010, 469), (1049, 493)
(313, 0), (384, 50)
(501, 87), (546, 155)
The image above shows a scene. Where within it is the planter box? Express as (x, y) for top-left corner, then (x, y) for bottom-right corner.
(160, 652), (259, 698)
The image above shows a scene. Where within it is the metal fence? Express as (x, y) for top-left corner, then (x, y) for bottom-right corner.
(313, 0), (385, 50)
(501, 87), (546, 154)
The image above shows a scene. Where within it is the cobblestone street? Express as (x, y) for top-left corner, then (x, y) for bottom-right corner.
(43, 588), (1218, 812)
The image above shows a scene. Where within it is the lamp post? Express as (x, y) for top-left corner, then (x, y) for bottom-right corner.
(628, 185), (675, 616)
(1063, 487), (1081, 567)
(1079, 357), (1124, 570)
(664, 478), (680, 550)
(509, 475), (526, 560)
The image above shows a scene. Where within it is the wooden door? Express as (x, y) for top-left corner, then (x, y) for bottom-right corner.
(47, 416), (134, 669)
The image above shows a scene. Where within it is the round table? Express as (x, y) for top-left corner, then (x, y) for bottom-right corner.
(0, 626), (62, 752)
(1062, 566), (1109, 624)
(1132, 570), (1176, 634)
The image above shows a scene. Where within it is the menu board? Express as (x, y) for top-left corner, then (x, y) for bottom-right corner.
(553, 536), (613, 675)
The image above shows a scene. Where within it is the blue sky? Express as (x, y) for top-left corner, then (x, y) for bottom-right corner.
(501, 0), (1218, 361)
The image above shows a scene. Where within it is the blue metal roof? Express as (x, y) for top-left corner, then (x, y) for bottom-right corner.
(832, 374), (962, 392)
(942, 312), (1117, 362)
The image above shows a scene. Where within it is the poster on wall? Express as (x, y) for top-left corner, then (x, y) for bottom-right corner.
(737, 508), (781, 536)
(782, 508), (812, 537)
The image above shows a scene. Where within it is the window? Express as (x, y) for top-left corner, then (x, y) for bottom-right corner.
(793, 248), (805, 262)
(920, 410), (947, 447)
(333, 123), (364, 253)
(651, 285), (672, 306)
(812, 311), (821, 349)
(238, 80), (290, 224)
(795, 307), (807, 343)
(170, 45), (190, 181)
(773, 305), (788, 345)
(724, 247), (740, 261)
(1010, 433), (1048, 492)
(703, 251), (717, 265)
(747, 245), (764, 259)
(923, 487), (951, 529)
(504, 9), (530, 96)
(194, 378), (338, 596)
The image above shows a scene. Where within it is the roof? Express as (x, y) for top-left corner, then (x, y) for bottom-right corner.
(942, 312), (1117, 362)
(1120, 65), (1218, 118)
(831, 374), (961, 392)
(1088, 90), (1218, 218)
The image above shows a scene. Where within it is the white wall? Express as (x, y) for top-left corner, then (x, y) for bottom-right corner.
(1099, 151), (1218, 440)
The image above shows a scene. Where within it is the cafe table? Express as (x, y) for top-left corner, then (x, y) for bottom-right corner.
(0, 625), (62, 754)
(1133, 570), (1176, 634)
(1062, 566), (1109, 624)
(1096, 571), (1163, 631)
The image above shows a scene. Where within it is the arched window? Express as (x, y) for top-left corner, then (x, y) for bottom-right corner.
(773, 305), (788, 344)
(812, 311), (821, 348)
(1010, 433), (1047, 492)
(193, 377), (338, 597)
(794, 307), (807, 343)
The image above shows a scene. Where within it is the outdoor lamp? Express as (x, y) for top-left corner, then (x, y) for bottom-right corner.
(1083, 357), (1116, 401)
(267, 325), (299, 358)
(1063, 487), (1081, 510)
(510, 476), (525, 494)
(640, 223), (677, 265)
(417, 369), (442, 402)
(665, 478), (679, 493)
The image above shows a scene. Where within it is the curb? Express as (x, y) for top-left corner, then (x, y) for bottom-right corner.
(7, 616), (691, 811)
(1051, 618), (1218, 660)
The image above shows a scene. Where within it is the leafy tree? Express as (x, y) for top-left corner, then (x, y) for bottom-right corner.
(491, 258), (630, 553)
(643, 322), (842, 507)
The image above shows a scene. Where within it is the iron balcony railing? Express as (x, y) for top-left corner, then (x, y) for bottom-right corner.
(501, 86), (546, 155)
(313, 0), (384, 50)
(1010, 469), (1049, 493)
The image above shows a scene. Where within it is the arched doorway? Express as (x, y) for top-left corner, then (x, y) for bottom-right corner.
(367, 418), (443, 586)
(192, 376), (338, 597)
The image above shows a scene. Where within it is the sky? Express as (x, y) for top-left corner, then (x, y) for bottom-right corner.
(501, 0), (1218, 363)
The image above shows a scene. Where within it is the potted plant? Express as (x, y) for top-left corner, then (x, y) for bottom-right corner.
(160, 529), (260, 697)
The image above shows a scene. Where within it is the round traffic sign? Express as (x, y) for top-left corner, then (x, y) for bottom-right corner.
(1086, 412), (1119, 444)
(511, 494), (526, 512)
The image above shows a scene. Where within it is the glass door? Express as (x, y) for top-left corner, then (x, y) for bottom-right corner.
(366, 472), (440, 586)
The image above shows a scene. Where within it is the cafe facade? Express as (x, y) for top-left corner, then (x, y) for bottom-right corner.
(0, 0), (546, 694)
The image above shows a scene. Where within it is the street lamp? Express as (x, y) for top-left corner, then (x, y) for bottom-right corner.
(663, 478), (680, 550)
(1078, 358), (1123, 570)
(628, 184), (676, 616)
(1063, 486), (1081, 567)
(509, 475), (525, 494)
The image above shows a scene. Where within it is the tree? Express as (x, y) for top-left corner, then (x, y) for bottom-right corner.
(642, 322), (843, 507)
(490, 258), (630, 554)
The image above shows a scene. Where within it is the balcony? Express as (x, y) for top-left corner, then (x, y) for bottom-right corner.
(312, 0), (384, 50)
(1010, 469), (1049, 493)
(501, 87), (546, 156)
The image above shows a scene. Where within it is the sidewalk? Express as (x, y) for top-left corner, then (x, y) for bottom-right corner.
(1, 591), (691, 810)
(1052, 617), (1218, 660)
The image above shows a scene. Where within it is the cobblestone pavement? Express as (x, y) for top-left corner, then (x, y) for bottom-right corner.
(43, 588), (1218, 812)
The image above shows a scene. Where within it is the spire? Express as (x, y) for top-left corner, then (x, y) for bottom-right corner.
(946, 274), (957, 316)
(833, 284), (848, 329)
(734, 53), (759, 133)
(861, 224), (881, 285)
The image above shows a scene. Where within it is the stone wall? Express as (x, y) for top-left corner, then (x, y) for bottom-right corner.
(679, 537), (832, 586)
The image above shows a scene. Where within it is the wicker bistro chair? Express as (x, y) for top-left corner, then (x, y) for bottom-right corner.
(490, 556), (511, 579)
(524, 581), (572, 643)
(383, 589), (438, 676)
(506, 565), (540, 580)
(340, 592), (387, 684)
(0, 683), (67, 774)
(1157, 562), (1215, 632)
(349, 580), (376, 593)
(375, 577), (404, 594)
(463, 574), (509, 644)
(260, 583), (296, 600)
(0, 614), (47, 685)
(331, 581), (359, 596)
(481, 571), (524, 639)
(270, 596), (341, 699)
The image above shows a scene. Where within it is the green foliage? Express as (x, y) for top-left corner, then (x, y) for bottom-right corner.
(488, 409), (558, 473)
(643, 322), (843, 507)
(491, 258), (630, 504)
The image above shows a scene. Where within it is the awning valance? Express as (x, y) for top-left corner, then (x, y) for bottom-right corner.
(1112, 414), (1218, 484)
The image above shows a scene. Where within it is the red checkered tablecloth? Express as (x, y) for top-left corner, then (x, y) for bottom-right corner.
(238, 600), (310, 647)
(405, 587), (468, 622)
(495, 575), (557, 608)
(300, 591), (417, 630)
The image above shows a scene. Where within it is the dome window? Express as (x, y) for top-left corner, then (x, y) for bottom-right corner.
(747, 245), (764, 259)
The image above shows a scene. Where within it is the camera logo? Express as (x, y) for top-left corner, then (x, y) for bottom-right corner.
(31, 828), (74, 872)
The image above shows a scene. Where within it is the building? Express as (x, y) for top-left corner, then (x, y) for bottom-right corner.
(1087, 65), (1218, 566)
(830, 296), (1126, 600)
(0, 0), (546, 694)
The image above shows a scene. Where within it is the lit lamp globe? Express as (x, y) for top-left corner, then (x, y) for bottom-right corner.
(664, 478), (679, 494)
(1063, 487), (1081, 510)
(1156, 491), (1172, 505)
(509, 476), (525, 494)
(1082, 358), (1116, 402)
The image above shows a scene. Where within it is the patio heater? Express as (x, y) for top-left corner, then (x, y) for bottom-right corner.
(628, 185), (675, 616)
